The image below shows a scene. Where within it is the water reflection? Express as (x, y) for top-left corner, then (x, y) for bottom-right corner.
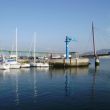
(90, 65), (100, 108)
(36, 67), (49, 72)
(48, 67), (89, 97)
(0, 69), (10, 80)
(6, 69), (21, 75)
(92, 71), (96, 98)
(95, 65), (100, 73)
(0, 66), (104, 109)
(65, 70), (70, 96)
(33, 68), (38, 103)
(62, 66), (100, 99)
(49, 67), (89, 79)
(3, 69), (21, 105)
(15, 72), (19, 105)
(20, 68), (30, 73)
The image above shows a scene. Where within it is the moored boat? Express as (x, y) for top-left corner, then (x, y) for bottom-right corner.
(5, 28), (21, 69)
(36, 62), (49, 67)
(0, 63), (10, 70)
(21, 63), (30, 68)
(5, 58), (21, 69)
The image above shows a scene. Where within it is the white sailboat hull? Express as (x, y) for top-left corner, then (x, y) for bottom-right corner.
(6, 61), (21, 69)
(21, 63), (30, 68)
(30, 62), (49, 67)
(30, 62), (37, 67)
(36, 62), (49, 67)
(9, 64), (21, 69)
(96, 58), (100, 63)
(0, 63), (10, 70)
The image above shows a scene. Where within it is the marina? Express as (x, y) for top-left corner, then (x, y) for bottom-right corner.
(0, 0), (110, 110)
(0, 31), (90, 69)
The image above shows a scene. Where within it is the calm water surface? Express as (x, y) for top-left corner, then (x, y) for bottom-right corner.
(0, 58), (110, 110)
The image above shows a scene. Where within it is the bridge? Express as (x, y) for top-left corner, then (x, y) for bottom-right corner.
(0, 49), (64, 57)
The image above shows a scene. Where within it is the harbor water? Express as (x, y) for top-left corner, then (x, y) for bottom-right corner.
(0, 58), (110, 110)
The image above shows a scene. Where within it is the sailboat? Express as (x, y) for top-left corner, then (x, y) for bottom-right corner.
(6, 28), (21, 69)
(20, 51), (30, 68)
(20, 62), (30, 68)
(0, 55), (10, 70)
(30, 32), (49, 67)
(0, 63), (10, 70)
(92, 22), (100, 66)
(30, 32), (37, 67)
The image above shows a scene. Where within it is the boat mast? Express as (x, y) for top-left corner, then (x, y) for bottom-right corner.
(16, 27), (18, 61)
(34, 32), (36, 64)
(92, 22), (96, 57)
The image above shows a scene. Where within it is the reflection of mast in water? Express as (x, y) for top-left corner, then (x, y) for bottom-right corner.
(92, 72), (96, 97)
(48, 68), (53, 79)
(2, 69), (10, 80)
(95, 65), (99, 73)
(15, 73), (19, 105)
(65, 70), (70, 96)
(34, 68), (37, 103)
(91, 66), (99, 101)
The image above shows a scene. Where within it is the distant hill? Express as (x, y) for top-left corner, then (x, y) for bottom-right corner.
(82, 49), (110, 56)
(96, 49), (110, 54)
